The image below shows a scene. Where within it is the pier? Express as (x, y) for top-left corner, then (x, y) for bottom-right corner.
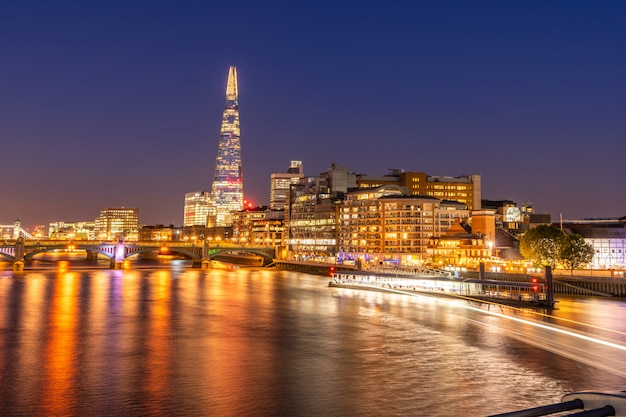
(329, 266), (555, 308)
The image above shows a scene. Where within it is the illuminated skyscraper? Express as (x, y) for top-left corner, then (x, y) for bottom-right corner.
(212, 66), (243, 226)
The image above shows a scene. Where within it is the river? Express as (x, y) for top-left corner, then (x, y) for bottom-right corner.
(1, 260), (626, 416)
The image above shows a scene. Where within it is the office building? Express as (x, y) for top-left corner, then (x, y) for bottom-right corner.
(286, 163), (355, 261)
(94, 207), (139, 241)
(270, 160), (304, 210)
(48, 221), (96, 240)
(357, 170), (481, 210)
(183, 191), (214, 227)
(211, 66), (243, 226)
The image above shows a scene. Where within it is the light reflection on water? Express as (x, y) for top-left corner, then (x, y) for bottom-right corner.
(1, 266), (626, 416)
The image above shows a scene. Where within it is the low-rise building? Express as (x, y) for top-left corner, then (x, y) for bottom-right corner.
(231, 206), (284, 247)
(426, 218), (492, 270)
(561, 217), (626, 270)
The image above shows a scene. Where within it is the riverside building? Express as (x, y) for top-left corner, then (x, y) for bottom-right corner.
(356, 169), (481, 210)
(337, 185), (471, 267)
(561, 217), (626, 270)
(231, 206), (284, 249)
(286, 163), (355, 262)
(285, 163), (482, 265)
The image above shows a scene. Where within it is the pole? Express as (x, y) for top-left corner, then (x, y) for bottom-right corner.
(545, 266), (554, 307)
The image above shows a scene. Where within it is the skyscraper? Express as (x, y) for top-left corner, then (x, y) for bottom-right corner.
(211, 66), (243, 227)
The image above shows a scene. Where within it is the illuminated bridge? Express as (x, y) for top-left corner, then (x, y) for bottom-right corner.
(0, 238), (276, 271)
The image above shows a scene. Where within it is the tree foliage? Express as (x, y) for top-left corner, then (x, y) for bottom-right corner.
(560, 233), (595, 271)
(519, 225), (594, 270)
(519, 225), (566, 268)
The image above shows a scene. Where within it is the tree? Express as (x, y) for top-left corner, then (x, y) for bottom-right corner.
(560, 233), (594, 273)
(519, 225), (567, 268)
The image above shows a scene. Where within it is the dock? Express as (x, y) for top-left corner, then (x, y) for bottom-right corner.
(329, 266), (555, 308)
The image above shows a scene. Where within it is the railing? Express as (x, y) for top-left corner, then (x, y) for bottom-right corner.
(489, 390), (626, 416)
(364, 264), (453, 277)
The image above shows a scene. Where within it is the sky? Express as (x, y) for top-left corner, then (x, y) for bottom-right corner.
(1, 0), (625, 230)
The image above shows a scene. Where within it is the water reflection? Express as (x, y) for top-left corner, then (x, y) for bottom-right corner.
(1, 267), (626, 416)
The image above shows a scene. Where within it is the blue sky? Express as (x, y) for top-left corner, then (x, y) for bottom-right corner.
(1, 0), (625, 228)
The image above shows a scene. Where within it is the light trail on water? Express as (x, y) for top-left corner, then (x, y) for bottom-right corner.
(380, 286), (626, 379)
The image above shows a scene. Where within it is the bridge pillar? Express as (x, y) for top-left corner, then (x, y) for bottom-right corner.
(111, 237), (125, 269)
(13, 237), (25, 272)
(201, 240), (211, 269)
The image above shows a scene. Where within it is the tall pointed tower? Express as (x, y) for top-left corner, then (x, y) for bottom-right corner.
(211, 66), (243, 227)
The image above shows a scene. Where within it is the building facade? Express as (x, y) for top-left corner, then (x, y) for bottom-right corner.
(270, 160), (304, 210)
(138, 224), (177, 241)
(561, 217), (626, 270)
(48, 221), (96, 240)
(231, 206), (284, 248)
(426, 218), (492, 270)
(337, 185), (471, 267)
(285, 163), (355, 261)
(357, 170), (481, 210)
(211, 66), (243, 227)
(183, 191), (214, 227)
(94, 208), (139, 241)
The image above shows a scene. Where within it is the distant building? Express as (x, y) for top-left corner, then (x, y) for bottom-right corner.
(48, 221), (96, 240)
(32, 225), (46, 238)
(357, 169), (481, 210)
(231, 206), (284, 248)
(94, 208), (139, 241)
(211, 66), (243, 227)
(138, 224), (178, 241)
(183, 191), (214, 227)
(270, 160), (304, 210)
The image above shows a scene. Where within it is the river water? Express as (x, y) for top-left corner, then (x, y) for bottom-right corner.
(1, 260), (626, 416)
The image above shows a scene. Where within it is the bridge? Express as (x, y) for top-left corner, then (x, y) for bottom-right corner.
(0, 222), (36, 240)
(0, 238), (276, 271)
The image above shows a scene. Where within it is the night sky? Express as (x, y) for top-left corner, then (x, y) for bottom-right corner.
(2, 1), (625, 230)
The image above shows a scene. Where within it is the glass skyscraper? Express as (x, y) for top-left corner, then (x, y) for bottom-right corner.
(211, 66), (243, 226)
